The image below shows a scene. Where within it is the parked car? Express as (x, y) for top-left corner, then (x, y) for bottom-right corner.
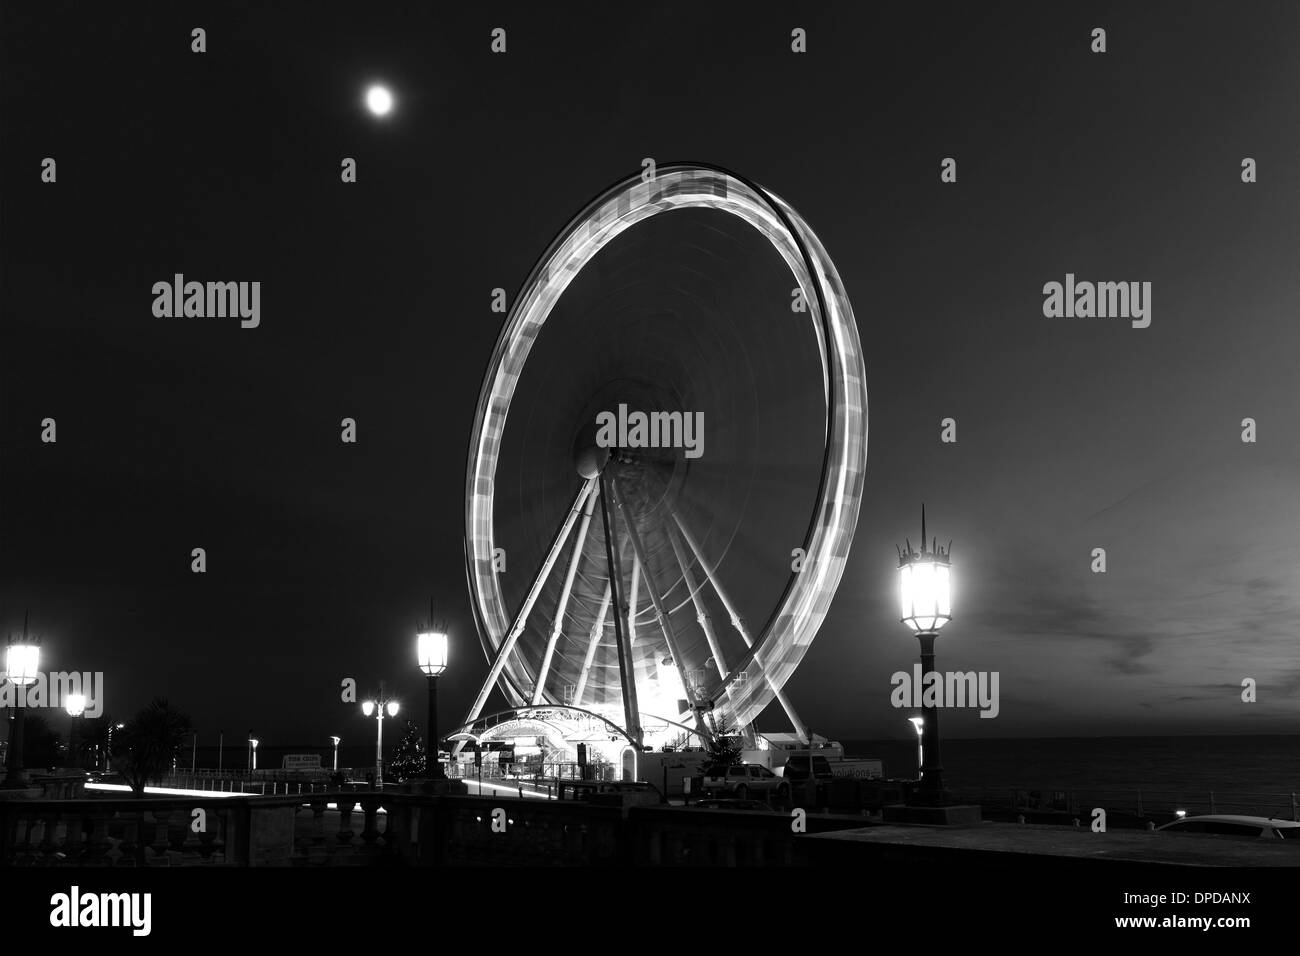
(693, 798), (772, 811)
(779, 755), (835, 782)
(700, 763), (790, 803)
(1156, 814), (1300, 840)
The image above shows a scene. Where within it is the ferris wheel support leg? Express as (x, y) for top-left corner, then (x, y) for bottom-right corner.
(572, 583), (612, 706)
(455, 478), (596, 755)
(627, 551), (640, 648)
(598, 470), (642, 747)
(665, 523), (732, 684)
(669, 509), (809, 743)
(628, 550), (653, 701)
(666, 523), (738, 744)
(532, 483), (599, 705)
(610, 476), (714, 742)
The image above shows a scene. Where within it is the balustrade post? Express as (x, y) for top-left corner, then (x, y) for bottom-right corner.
(308, 799), (329, 864)
(337, 799), (357, 852)
(359, 797), (380, 849)
(149, 808), (173, 865)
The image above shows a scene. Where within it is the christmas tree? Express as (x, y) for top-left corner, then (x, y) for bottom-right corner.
(388, 719), (427, 780)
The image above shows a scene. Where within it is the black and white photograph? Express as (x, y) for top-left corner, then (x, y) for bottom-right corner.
(1, 0), (1297, 938)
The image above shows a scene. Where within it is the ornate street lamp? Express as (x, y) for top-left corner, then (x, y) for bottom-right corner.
(361, 689), (399, 789)
(898, 505), (952, 800)
(2, 620), (41, 789)
(65, 693), (86, 771)
(417, 627), (449, 780)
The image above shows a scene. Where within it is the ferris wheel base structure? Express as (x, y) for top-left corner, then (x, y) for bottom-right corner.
(457, 163), (868, 760)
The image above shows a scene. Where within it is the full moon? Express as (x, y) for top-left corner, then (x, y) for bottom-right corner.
(365, 85), (393, 116)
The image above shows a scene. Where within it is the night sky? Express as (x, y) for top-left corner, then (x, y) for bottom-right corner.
(2, 1), (1296, 749)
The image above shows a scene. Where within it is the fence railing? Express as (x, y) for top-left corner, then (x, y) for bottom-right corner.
(950, 786), (1300, 823)
(153, 775), (373, 796)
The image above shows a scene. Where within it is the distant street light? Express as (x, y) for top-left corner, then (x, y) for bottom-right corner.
(248, 735), (260, 773)
(417, 624), (449, 780)
(898, 505), (953, 801)
(65, 693), (87, 771)
(361, 688), (400, 789)
(365, 85), (393, 117)
(330, 735), (341, 772)
(2, 618), (41, 789)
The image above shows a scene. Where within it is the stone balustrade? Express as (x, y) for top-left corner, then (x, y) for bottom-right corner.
(0, 792), (871, 866)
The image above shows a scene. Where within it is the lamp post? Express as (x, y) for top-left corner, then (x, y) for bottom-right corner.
(417, 628), (448, 780)
(2, 624), (41, 789)
(898, 505), (952, 802)
(248, 734), (259, 773)
(65, 693), (86, 770)
(908, 716), (925, 779)
(330, 735), (341, 772)
(108, 722), (124, 772)
(361, 689), (399, 790)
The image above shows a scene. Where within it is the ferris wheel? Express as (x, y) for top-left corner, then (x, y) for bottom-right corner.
(459, 163), (867, 749)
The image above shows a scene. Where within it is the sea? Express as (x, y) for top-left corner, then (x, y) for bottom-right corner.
(842, 735), (1300, 799)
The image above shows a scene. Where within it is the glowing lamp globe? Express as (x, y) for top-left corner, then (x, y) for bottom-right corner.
(365, 85), (393, 116)
(65, 694), (87, 717)
(5, 641), (40, 685)
(899, 556), (951, 632)
(362, 701), (376, 717)
(417, 631), (449, 677)
(385, 701), (399, 717)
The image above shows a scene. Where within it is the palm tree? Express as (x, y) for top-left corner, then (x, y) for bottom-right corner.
(114, 698), (192, 796)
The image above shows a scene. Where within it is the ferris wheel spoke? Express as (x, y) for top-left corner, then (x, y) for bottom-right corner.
(609, 475), (712, 739)
(572, 583), (612, 706)
(670, 507), (808, 741)
(457, 477), (597, 748)
(598, 470), (642, 746)
(531, 481), (600, 705)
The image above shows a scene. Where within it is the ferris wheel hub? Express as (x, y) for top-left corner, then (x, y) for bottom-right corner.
(574, 444), (610, 479)
(571, 421), (611, 478)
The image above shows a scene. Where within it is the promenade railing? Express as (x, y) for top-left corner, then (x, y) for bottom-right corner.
(949, 785), (1299, 823)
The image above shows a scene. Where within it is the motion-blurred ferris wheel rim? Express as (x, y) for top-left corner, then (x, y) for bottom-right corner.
(463, 161), (868, 735)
